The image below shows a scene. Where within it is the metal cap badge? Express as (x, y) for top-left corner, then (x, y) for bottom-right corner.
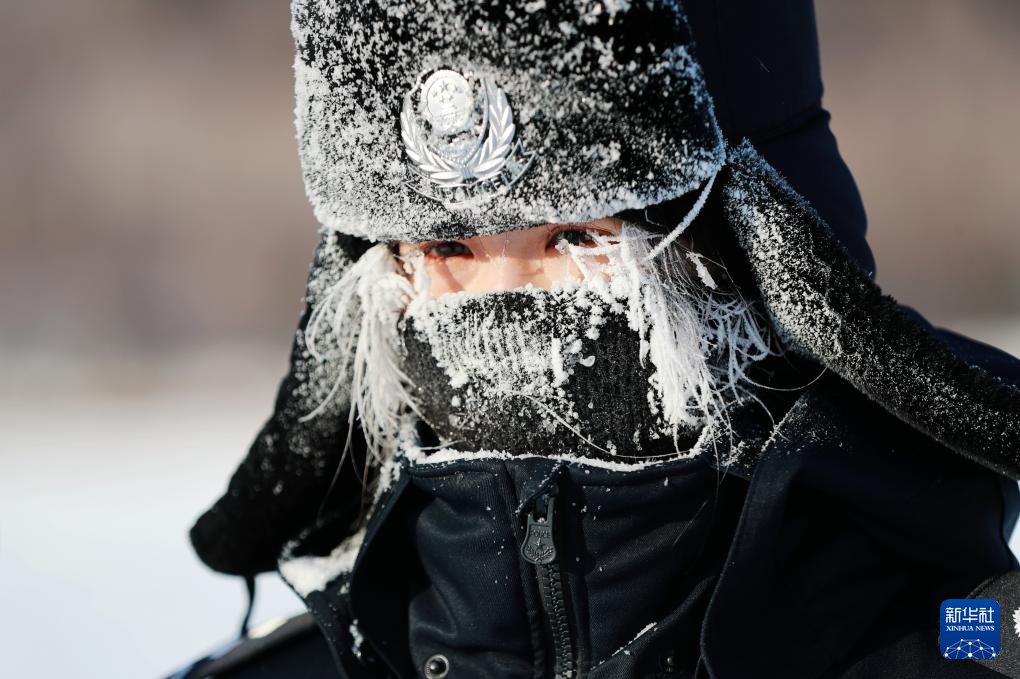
(400, 69), (536, 210)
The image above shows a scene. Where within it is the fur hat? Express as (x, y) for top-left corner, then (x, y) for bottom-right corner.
(190, 0), (1020, 577)
(291, 0), (724, 242)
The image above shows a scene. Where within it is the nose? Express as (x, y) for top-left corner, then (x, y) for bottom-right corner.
(468, 254), (549, 293)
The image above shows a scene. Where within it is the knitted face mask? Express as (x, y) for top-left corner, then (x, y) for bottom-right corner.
(398, 282), (700, 459)
(299, 224), (776, 467)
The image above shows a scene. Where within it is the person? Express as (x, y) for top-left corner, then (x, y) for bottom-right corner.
(174, 1), (1020, 678)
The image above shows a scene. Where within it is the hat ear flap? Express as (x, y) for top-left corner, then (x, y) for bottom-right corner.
(721, 141), (1020, 480)
(189, 229), (374, 576)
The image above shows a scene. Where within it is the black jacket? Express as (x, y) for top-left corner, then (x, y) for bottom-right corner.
(174, 323), (1020, 679)
(178, 2), (1020, 676)
(246, 319), (1018, 679)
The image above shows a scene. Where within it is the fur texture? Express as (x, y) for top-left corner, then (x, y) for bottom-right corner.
(291, 0), (723, 242)
(191, 2), (1020, 580)
(722, 141), (1020, 480)
(189, 230), (371, 575)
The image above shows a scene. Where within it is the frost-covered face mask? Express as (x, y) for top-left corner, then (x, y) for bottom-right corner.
(393, 216), (778, 459)
(399, 283), (698, 458)
(301, 222), (777, 466)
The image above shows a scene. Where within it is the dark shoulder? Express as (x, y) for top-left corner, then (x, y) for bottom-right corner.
(165, 613), (335, 679)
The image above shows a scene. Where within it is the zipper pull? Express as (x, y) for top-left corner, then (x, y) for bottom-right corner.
(521, 487), (558, 564)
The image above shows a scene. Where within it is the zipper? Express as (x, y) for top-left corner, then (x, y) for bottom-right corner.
(521, 485), (576, 678)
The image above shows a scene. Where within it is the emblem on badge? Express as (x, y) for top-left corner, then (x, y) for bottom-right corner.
(420, 70), (474, 135)
(400, 69), (535, 208)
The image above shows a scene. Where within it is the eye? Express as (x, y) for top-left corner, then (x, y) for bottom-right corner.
(551, 228), (598, 248)
(423, 241), (471, 258)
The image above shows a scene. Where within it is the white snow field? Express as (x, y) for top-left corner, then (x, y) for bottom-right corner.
(0, 347), (306, 678)
(1, 321), (1019, 678)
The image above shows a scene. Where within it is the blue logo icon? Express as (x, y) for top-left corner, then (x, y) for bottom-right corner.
(940, 599), (999, 660)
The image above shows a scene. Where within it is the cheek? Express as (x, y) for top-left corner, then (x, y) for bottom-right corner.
(545, 252), (583, 282)
(543, 249), (611, 283)
(417, 256), (476, 296)
(429, 275), (457, 297)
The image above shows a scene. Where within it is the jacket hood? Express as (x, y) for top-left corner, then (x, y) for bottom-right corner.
(190, 1), (1020, 578)
(683, 0), (875, 277)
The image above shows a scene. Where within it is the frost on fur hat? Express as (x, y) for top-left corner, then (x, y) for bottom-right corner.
(291, 0), (724, 242)
(191, 1), (1020, 580)
(720, 142), (1020, 481)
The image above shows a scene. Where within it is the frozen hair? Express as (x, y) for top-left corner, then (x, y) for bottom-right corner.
(300, 217), (783, 488)
(551, 220), (781, 444)
(298, 242), (420, 468)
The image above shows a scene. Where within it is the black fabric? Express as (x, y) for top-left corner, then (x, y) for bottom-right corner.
(827, 626), (1010, 679)
(722, 142), (1020, 481)
(189, 230), (374, 576)
(335, 420), (763, 678)
(292, 0), (724, 242)
(186, 3), (1020, 676)
(271, 350), (1019, 679)
(191, 0), (886, 583)
(168, 613), (338, 679)
(399, 286), (702, 459)
(684, 0), (823, 142)
(700, 371), (1019, 678)
(240, 575), (256, 637)
(391, 451), (747, 678)
(971, 571), (1020, 678)
(684, 0), (875, 278)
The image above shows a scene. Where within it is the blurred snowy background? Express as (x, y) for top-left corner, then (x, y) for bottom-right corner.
(2, 1), (1020, 677)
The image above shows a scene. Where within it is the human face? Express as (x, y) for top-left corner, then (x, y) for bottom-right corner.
(395, 218), (623, 298)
